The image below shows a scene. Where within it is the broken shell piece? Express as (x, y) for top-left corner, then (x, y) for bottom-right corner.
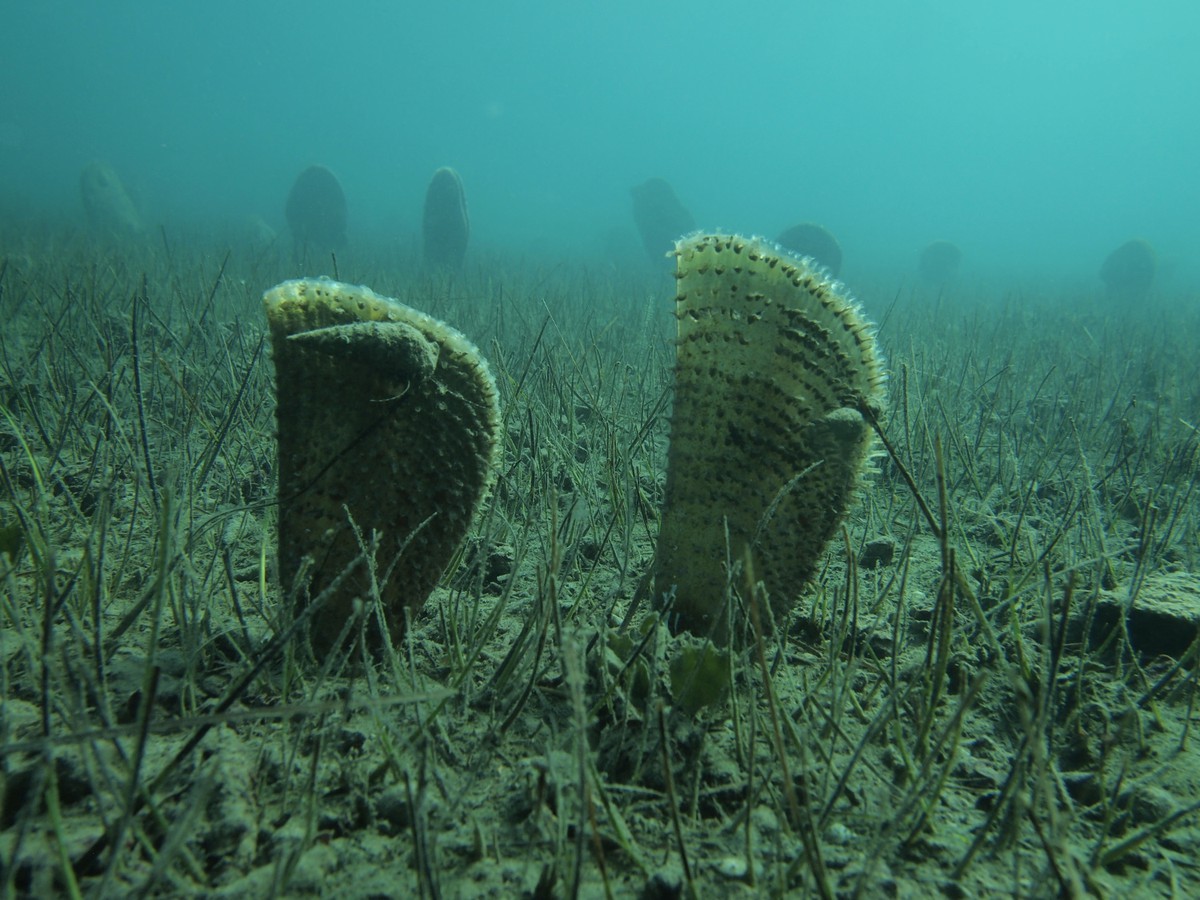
(655, 234), (885, 640)
(264, 278), (500, 654)
(80, 160), (144, 237)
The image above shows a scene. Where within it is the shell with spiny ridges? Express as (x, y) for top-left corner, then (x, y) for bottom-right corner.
(264, 278), (500, 654)
(656, 233), (886, 640)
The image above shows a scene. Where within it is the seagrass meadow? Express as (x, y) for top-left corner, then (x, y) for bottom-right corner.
(2, 226), (1200, 898)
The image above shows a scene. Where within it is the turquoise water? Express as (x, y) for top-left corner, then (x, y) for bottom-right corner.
(3, 1), (1198, 286)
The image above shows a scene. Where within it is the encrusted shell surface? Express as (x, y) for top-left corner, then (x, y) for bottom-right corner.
(264, 278), (500, 653)
(656, 234), (886, 639)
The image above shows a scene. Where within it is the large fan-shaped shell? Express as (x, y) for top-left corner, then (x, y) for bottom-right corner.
(656, 234), (885, 639)
(264, 278), (500, 653)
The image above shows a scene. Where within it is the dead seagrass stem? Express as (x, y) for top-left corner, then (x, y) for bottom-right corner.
(264, 278), (500, 654)
(656, 234), (886, 640)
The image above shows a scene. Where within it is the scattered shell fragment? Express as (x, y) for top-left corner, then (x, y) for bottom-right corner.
(264, 278), (500, 653)
(655, 234), (886, 639)
(714, 856), (751, 880)
(825, 822), (856, 845)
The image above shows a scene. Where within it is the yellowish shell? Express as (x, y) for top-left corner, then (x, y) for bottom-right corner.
(656, 234), (885, 639)
(264, 278), (500, 653)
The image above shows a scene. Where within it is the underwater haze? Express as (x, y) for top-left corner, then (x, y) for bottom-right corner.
(8, 4), (1200, 897)
(3, 0), (1198, 285)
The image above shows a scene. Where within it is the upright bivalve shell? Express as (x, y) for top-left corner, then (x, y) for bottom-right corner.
(264, 278), (500, 653)
(656, 234), (885, 640)
(422, 167), (470, 270)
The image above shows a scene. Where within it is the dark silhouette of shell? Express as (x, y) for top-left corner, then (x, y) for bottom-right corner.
(630, 177), (695, 264)
(422, 167), (470, 269)
(775, 223), (843, 276)
(918, 240), (962, 285)
(1100, 239), (1155, 295)
(285, 165), (347, 256)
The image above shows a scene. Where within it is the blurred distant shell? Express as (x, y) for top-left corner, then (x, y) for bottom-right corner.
(243, 214), (277, 250)
(1100, 238), (1155, 295)
(630, 177), (695, 265)
(422, 167), (470, 270)
(285, 165), (347, 256)
(775, 222), (842, 276)
(80, 161), (144, 237)
(918, 240), (962, 285)
(657, 234), (885, 640)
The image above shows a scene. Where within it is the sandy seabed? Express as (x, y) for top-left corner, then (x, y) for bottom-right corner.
(2, 228), (1200, 898)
